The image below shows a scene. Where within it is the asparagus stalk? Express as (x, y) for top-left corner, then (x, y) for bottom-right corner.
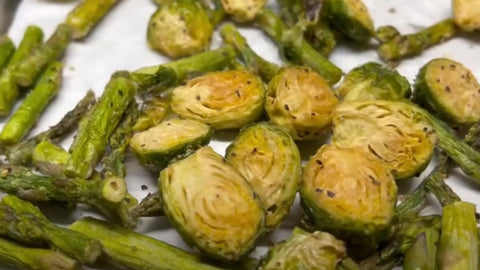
(6, 90), (95, 165)
(70, 217), (230, 270)
(65, 71), (137, 179)
(0, 35), (15, 70)
(0, 236), (80, 270)
(65, 0), (119, 39)
(255, 8), (342, 85)
(377, 19), (458, 62)
(13, 24), (72, 87)
(32, 140), (70, 177)
(0, 61), (63, 145)
(403, 228), (439, 270)
(438, 201), (479, 270)
(130, 191), (164, 217)
(0, 26), (44, 116)
(0, 195), (101, 264)
(464, 120), (480, 150)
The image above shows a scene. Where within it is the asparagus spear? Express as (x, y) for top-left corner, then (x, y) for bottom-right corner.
(0, 61), (63, 145)
(13, 24), (72, 87)
(65, 0), (119, 39)
(403, 228), (439, 270)
(438, 201), (479, 270)
(0, 26), (44, 116)
(32, 140), (70, 177)
(255, 8), (342, 85)
(130, 191), (164, 217)
(70, 217), (230, 270)
(65, 71), (137, 179)
(377, 19), (458, 62)
(0, 35), (15, 70)
(6, 90), (95, 165)
(0, 236), (80, 270)
(0, 195), (101, 264)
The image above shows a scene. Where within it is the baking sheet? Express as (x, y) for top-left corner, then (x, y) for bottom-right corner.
(1, 0), (480, 269)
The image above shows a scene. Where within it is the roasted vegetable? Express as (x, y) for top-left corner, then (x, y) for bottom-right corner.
(414, 58), (480, 124)
(171, 70), (265, 130)
(132, 94), (170, 132)
(265, 66), (338, 140)
(0, 35), (15, 70)
(336, 62), (411, 101)
(226, 122), (301, 229)
(148, 0), (213, 58)
(130, 118), (212, 169)
(65, 0), (118, 39)
(258, 228), (346, 270)
(220, 0), (267, 22)
(403, 228), (439, 270)
(332, 100), (437, 179)
(301, 145), (397, 248)
(32, 140), (70, 177)
(160, 146), (264, 261)
(453, 0), (480, 32)
(324, 0), (374, 42)
(131, 191), (164, 217)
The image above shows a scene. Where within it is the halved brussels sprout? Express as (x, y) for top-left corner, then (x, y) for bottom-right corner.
(301, 145), (397, 246)
(258, 228), (347, 270)
(130, 118), (212, 169)
(265, 66), (338, 140)
(336, 62), (411, 102)
(220, 0), (267, 22)
(324, 0), (374, 42)
(171, 70), (265, 130)
(414, 58), (480, 125)
(332, 100), (437, 179)
(147, 0), (213, 58)
(225, 122), (301, 229)
(132, 95), (170, 132)
(159, 146), (264, 261)
(453, 0), (480, 32)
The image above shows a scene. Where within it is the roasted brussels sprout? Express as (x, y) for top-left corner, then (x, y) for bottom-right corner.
(336, 62), (411, 101)
(171, 70), (265, 130)
(225, 122), (301, 229)
(301, 145), (397, 246)
(160, 146), (264, 261)
(453, 0), (480, 32)
(324, 0), (374, 42)
(414, 58), (480, 125)
(258, 228), (347, 270)
(220, 0), (267, 22)
(265, 66), (338, 140)
(132, 94), (170, 132)
(130, 118), (212, 169)
(332, 100), (437, 179)
(147, 0), (213, 58)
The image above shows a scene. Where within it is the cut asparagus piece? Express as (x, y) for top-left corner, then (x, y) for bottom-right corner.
(377, 19), (458, 62)
(0, 61), (63, 145)
(32, 140), (70, 177)
(0, 195), (101, 264)
(65, 0), (119, 39)
(0, 236), (80, 270)
(0, 26), (44, 116)
(130, 191), (164, 217)
(6, 90), (95, 165)
(403, 228), (439, 270)
(13, 23), (72, 87)
(65, 71), (137, 179)
(70, 217), (230, 270)
(0, 35), (15, 70)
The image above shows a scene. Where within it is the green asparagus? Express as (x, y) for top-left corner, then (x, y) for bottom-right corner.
(32, 140), (70, 177)
(130, 191), (164, 217)
(65, 0), (119, 39)
(403, 228), (439, 270)
(0, 35), (15, 70)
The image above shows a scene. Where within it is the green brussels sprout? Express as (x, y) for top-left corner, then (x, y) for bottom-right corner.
(332, 100), (437, 179)
(132, 95), (170, 132)
(130, 118), (212, 169)
(225, 122), (301, 230)
(160, 146), (264, 261)
(147, 0), (213, 58)
(258, 228), (347, 270)
(336, 62), (411, 102)
(453, 0), (480, 32)
(301, 144), (397, 246)
(414, 58), (480, 125)
(324, 0), (374, 42)
(265, 66), (338, 140)
(171, 70), (265, 130)
(220, 0), (267, 22)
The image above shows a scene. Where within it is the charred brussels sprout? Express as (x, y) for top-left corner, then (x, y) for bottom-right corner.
(132, 95), (170, 132)
(171, 70), (265, 130)
(414, 58), (480, 125)
(453, 0), (480, 32)
(258, 228), (346, 270)
(160, 146), (264, 261)
(324, 0), (374, 42)
(301, 145), (397, 246)
(130, 118), (212, 169)
(265, 66), (338, 140)
(147, 0), (213, 58)
(336, 62), (411, 101)
(226, 122), (301, 229)
(332, 100), (437, 179)
(220, 0), (267, 22)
